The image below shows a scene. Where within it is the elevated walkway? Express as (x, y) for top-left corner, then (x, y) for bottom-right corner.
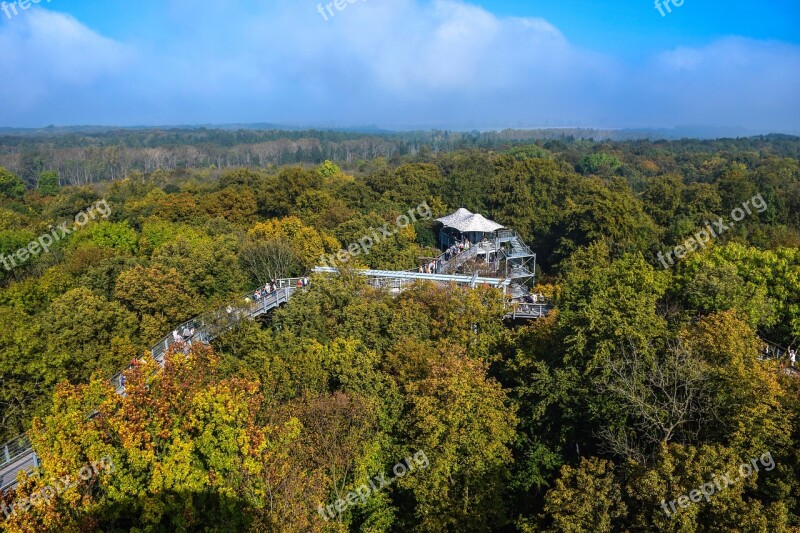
(0, 270), (545, 492)
(1, 280), (305, 492)
(0, 435), (36, 492)
(313, 267), (511, 290)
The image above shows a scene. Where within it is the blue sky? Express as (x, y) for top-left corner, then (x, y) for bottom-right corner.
(1, 0), (798, 131)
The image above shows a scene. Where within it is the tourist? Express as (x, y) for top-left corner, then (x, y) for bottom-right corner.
(790, 346), (797, 368)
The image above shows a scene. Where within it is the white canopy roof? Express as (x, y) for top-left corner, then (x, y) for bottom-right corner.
(436, 208), (505, 234)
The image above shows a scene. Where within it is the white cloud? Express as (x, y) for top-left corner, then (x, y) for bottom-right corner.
(0, 0), (797, 132)
(0, 9), (132, 113)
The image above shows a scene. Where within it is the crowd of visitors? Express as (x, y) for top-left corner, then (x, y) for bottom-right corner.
(421, 239), (475, 274)
(443, 239), (471, 262)
(122, 278), (316, 391)
(512, 292), (549, 317)
(420, 260), (439, 274)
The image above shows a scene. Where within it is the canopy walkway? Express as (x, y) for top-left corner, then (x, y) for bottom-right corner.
(1, 270), (552, 491)
(1, 279), (305, 491)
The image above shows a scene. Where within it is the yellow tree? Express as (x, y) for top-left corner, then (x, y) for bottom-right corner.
(248, 216), (339, 272)
(401, 352), (517, 532)
(4, 345), (326, 532)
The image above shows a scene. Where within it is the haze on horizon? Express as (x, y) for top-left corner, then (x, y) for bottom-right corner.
(0, 0), (798, 133)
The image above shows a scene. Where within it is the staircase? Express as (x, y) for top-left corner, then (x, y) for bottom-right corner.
(437, 245), (479, 274)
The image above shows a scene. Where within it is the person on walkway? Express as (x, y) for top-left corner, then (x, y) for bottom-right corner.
(790, 346), (797, 368)
(173, 330), (181, 342)
(303, 277), (309, 287)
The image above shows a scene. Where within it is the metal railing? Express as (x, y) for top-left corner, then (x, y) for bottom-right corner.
(508, 302), (553, 319)
(758, 337), (791, 361)
(367, 277), (418, 291)
(0, 435), (31, 469)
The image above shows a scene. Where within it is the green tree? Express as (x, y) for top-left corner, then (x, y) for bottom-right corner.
(114, 264), (200, 340)
(37, 170), (60, 196)
(541, 457), (626, 533)
(0, 167), (25, 199)
(41, 287), (138, 382)
(577, 153), (622, 177)
(402, 353), (517, 531)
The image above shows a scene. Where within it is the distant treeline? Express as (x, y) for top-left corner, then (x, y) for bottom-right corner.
(2, 127), (797, 187)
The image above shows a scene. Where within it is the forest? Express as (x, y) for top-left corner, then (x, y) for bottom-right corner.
(0, 133), (799, 532)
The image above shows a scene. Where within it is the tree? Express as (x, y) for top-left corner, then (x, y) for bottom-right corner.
(623, 443), (791, 532)
(402, 353), (517, 531)
(317, 160), (342, 178)
(681, 311), (792, 456)
(557, 242), (668, 370)
(0, 167), (25, 199)
(114, 265), (200, 340)
(540, 457), (626, 533)
(594, 341), (714, 463)
(40, 288), (138, 383)
(37, 171), (60, 196)
(577, 153), (622, 177)
(248, 216), (339, 272)
(5, 345), (324, 532)
(0, 305), (46, 441)
(238, 239), (299, 287)
(642, 173), (684, 228)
